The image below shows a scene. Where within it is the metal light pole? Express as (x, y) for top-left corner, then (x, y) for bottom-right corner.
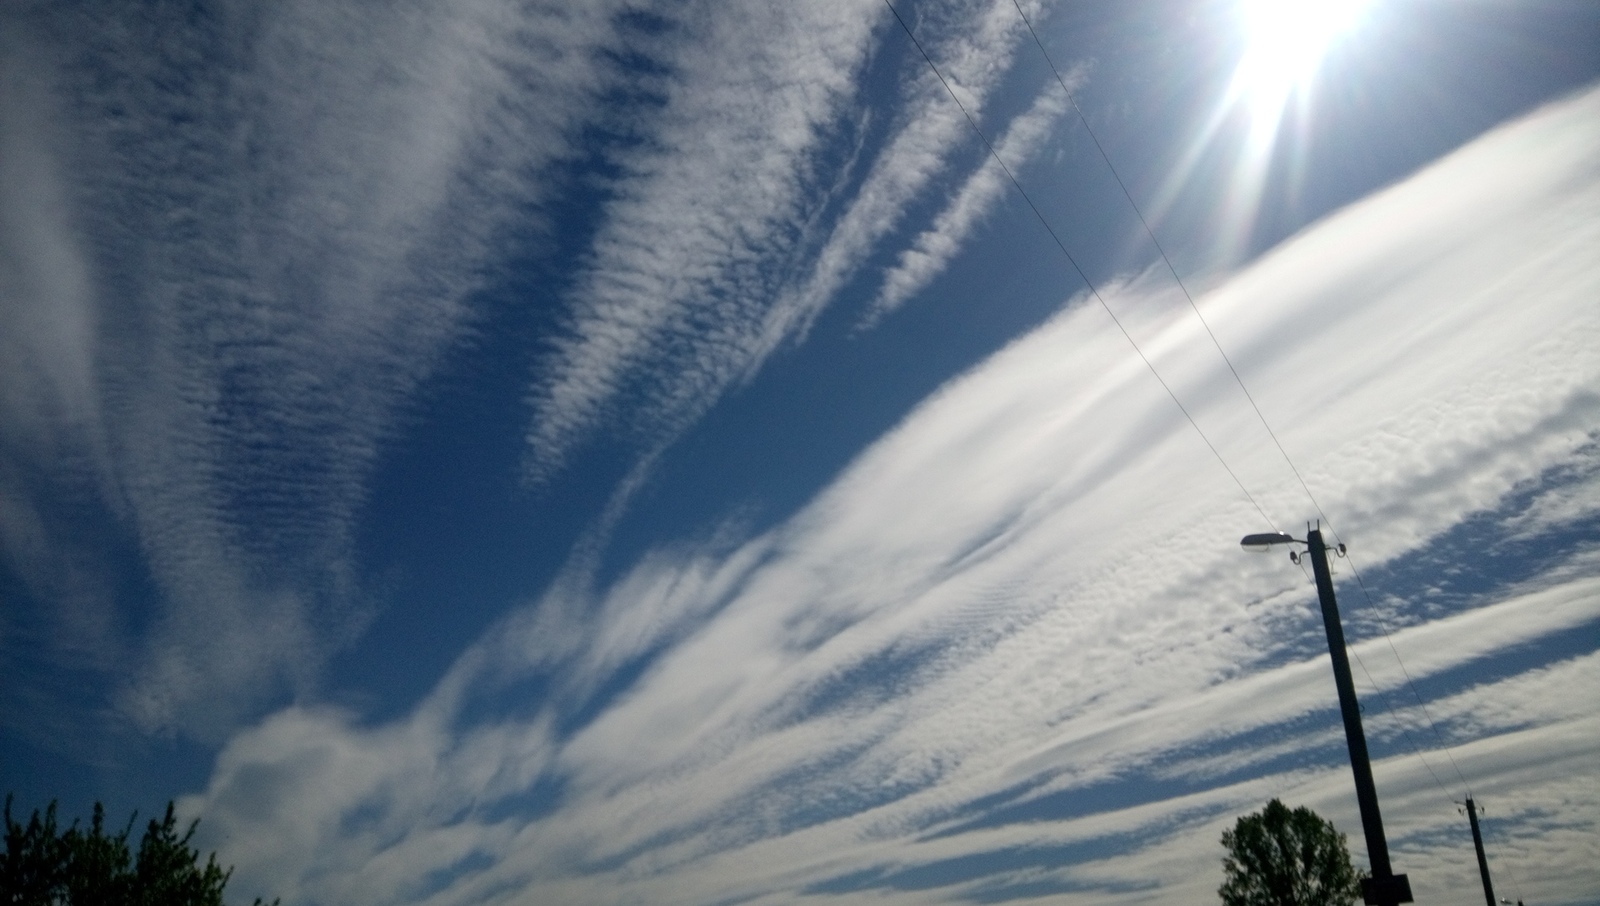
(1466, 797), (1496, 906)
(1241, 527), (1413, 905)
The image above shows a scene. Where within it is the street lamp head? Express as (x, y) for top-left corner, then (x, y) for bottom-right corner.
(1240, 531), (1299, 551)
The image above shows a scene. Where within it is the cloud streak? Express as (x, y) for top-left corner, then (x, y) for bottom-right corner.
(867, 69), (1075, 324)
(184, 84), (1600, 905)
(0, 0), (623, 737)
(521, 0), (1056, 483)
(0, 0), (1092, 747)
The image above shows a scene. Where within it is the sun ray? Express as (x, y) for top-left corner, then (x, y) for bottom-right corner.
(1153, 0), (1374, 265)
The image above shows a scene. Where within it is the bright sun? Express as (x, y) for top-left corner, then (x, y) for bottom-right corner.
(1150, 0), (1377, 263)
(1234, 0), (1371, 127)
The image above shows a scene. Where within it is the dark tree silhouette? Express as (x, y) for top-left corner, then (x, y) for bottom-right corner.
(1219, 798), (1363, 906)
(1, 796), (275, 906)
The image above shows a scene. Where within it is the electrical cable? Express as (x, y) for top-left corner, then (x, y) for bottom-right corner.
(1490, 810), (1531, 906)
(1346, 632), (1457, 803)
(882, 0), (1281, 534)
(1009, 0), (1481, 803)
(899, 8), (1523, 888)
(887, 1), (1471, 814)
(1011, 0), (1325, 523)
(1345, 561), (1476, 796)
(1470, 798), (1532, 906)
(1005, 5), (1552, 892)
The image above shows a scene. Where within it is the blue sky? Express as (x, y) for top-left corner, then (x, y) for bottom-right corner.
(2, 1), (1598, 904)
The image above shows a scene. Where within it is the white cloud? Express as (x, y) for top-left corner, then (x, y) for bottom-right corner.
(521, 0), (1049, 484)
(185, 84), (1600, 905)
(1502, 443), (1600, 540)
(0, 0), (624, 737)
(767, 0), (1041, 343)
(0, 25), (133, 739)
(867, 73), (1075, 324)
(0, 0), (1099, 745)
(520, 0), (882, 482)
(0, 30), (102, 463)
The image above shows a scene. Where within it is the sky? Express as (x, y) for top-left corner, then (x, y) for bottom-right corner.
(2, 0), (1598, 904)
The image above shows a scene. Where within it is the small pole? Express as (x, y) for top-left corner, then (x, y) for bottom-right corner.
(1306, 528), (1412, 905)
(1465, 797), (1496, 906)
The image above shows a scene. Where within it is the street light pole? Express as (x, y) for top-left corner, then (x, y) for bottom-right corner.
(1304, 528), (1412, 906)
(1241, 527), (1412, 905)
(1465, 797), (1496, 906)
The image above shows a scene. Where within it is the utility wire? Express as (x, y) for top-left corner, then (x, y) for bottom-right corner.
(1346, 631), (1456, 802)
(1010, 0), (1479, 802)
(1010, 0), (1323, 518)
(1489, 809), (1531, 906)
(888, 5), (1469, 805)
(882, 0), (1280, 534)
(1345, 560), (1476, 797)
(900, 5), (1535, 890)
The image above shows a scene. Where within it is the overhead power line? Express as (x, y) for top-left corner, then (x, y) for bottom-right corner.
(887, 0), (1485, 819)
(884, 0), (1485, 826)
(1005, 1), (1481, 804)
(882, 0), (1280, 534)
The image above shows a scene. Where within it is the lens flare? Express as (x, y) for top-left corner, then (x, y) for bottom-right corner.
(1236, 0), (1370, 131)
(1148, 0), (1374, 266)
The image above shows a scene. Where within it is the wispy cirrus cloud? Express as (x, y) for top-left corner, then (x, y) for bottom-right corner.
(520, 0), (883, 484)
(184, 85), (1600, 905)
(866, 70), (1076, 325)
(0, 0), (623, 738)
(3, 0), (1068, 744)
(521, 0), (1057, 484)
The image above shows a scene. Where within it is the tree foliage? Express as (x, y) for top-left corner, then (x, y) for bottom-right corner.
(1, 796), (275, 906)
(1219, 798), (1363, 906)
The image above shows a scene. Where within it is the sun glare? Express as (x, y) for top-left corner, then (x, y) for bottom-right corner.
(1235, 0), (1370, 125)
(1145, 0), (1375, 264)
